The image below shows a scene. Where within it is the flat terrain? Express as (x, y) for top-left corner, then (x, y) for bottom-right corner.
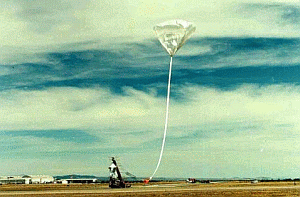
(0, 181), (300, 196)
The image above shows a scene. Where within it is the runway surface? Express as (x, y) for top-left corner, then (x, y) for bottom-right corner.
(0, 182), (300, 196)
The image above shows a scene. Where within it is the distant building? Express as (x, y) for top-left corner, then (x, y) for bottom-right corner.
(30, 175), (54, 184)
(0, 176), (29, 184)
(60, 178), (98, 184)
(0, 175), (53, 185)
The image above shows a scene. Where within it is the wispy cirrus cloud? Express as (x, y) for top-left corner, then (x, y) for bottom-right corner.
(1, 0), (300, 70)
(1, 84), (300, 177)
(1, 0), (300, 51)
(2, 0), (300, 178)
(2, 84), (300, 137)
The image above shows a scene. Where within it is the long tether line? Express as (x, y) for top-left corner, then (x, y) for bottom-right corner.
(150, 56), (173, 180)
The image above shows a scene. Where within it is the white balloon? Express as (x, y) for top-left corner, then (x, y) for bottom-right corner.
(153, 19), (196, 56)
(149, 20), (195, 180)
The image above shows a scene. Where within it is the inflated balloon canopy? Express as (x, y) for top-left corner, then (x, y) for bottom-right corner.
(153, 19), (196, 57)
(149, 20), (195, 181)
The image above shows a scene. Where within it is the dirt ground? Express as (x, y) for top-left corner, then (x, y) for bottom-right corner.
(0, 181), (300, 196)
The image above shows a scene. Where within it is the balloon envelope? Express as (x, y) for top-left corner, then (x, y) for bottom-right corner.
(153, 19), (196, 56)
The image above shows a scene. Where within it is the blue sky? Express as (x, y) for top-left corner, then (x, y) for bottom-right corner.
(1, 0), (300, 179)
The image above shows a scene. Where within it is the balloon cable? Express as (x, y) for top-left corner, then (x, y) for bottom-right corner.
(150, 56), (173, 180)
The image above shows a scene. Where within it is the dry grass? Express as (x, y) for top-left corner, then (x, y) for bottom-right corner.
(0, 181), (300, 196)
(0, 183), (108, 191)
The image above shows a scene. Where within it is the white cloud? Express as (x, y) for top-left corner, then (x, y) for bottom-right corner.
(3, 0), (300, 177)
(2, 0), (300, 47)
(2, 84), (300, 177)
(2, 0), (300, 65)
(1, 84), (300, 139)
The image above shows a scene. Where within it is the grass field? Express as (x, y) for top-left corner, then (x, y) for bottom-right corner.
(0, 181), (300, 196)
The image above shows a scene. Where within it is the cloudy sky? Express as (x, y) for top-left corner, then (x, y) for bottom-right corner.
(2, 0), (300, 179)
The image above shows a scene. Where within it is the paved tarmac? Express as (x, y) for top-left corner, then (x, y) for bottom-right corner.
(1, 182), (300, 196)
